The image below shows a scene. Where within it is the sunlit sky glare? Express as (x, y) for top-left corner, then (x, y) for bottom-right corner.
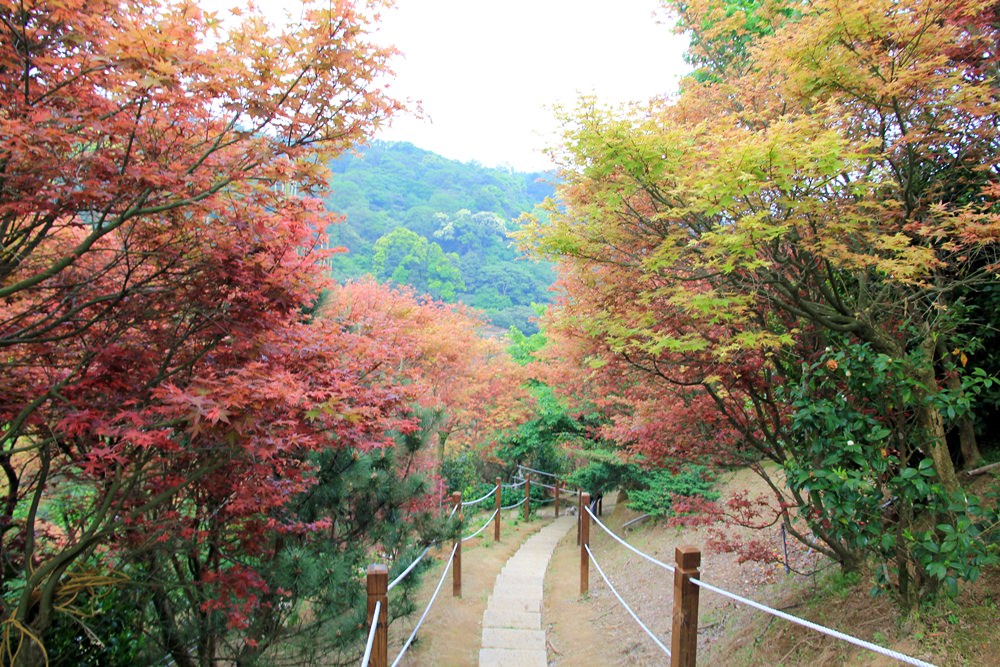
(207, 0), (690, 172)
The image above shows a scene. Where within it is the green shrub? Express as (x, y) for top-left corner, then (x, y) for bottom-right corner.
(626, 465), (719, 517)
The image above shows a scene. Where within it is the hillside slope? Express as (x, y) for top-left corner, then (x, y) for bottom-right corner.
(323, 141), (557, 333)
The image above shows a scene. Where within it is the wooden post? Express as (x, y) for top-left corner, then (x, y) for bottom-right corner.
(671, 546), (701, 667)
(576, 488), (583, 545)
(554, 480), (560, 518)
(452, 491), (462, 598)
(580, 492), (590, 597)
(366, 564), (388, 667)
(524, 473), (531, 522)
(493, 476), (502, 542)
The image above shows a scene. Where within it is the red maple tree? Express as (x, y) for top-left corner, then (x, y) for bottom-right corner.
(0, 0), (405, 660)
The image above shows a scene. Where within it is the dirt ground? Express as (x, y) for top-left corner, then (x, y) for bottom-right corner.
(390, 469), (999, 666)
(544, 468), (806, 666)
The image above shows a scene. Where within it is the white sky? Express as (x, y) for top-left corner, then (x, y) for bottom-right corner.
(206, 0), (690, 172)
(374, 0), (690, 171)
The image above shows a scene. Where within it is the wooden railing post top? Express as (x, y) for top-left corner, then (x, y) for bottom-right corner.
(452, 491), (461, 503)
(582, 492), (591, 504)
(675, 545), (701, 570)
(367, 563), (388, 577)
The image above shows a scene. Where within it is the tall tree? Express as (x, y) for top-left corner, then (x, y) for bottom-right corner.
(0, 0), (405, 662)
(371, 227), (465, 301)
(322, 279), (531, 462)
(524, 0), (1000, 604)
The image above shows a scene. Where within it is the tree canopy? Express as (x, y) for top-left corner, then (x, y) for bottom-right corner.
(323, 141), (557, 333)
(0, 1), (513, 664)
(522, 0), (1000, 605)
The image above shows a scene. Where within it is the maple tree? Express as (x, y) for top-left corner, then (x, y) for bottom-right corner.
(0, 0), (428, 663)
(322, 278), (531, 462)
(524, 0), (1000, 604)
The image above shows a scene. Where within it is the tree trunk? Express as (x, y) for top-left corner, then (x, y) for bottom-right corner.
(938, 341), (982, 468)
(955, 413), (982, 469)
(916, 339), (959, 492)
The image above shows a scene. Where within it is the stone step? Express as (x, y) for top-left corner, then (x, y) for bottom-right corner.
(478, 647), (548, 667)
(481, 627), (546, 649)
(478, 516), (575, 666)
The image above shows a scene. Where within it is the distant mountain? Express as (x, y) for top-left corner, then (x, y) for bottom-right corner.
(322, 141), (557, 333)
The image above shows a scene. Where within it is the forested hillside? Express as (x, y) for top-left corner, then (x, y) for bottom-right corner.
(323, 141), (556, 333)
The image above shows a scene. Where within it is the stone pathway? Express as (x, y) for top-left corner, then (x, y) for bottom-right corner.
(478, 515), (575, 666)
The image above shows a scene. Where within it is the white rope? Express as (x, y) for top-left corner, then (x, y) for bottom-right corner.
(501, 496), (528, 510)
(463, 485), (499, 507)
(360, 600), (381, 667)
(536, 496), (556, 504)
(689, 576), (938, 667)
(462, 509), (499, 541)
(532, 480), (558, 491)
(448, 503), (459, 519)
(387, 546), (431, 592)
(503, 479), (527, 489)
(390, 543), (458, 667)
(585, 544), (671, 657)
(585, 506), (675, 573)
(517, 464), (560, 479)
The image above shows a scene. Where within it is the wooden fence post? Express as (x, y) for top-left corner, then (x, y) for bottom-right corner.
(555, 480), (560, 517)
(366, 564), (388, 667)
(577, 488), (582, 545)
(452, 491), (462, 598)
(671, 545), (701, 667)
(524, 473), (531, 521)
(494, 476), (502, 542)
(580, 492), (590, 597)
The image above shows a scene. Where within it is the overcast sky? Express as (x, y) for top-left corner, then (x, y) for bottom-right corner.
(373, 0), (689, 171)
(208, 0), (690, 172)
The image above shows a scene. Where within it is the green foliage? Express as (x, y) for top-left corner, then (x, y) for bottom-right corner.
(441, 452), (487, 499)
(492, 385), (579, 476)
(44, 584), (146, 667)
(674, 0), (800, 81)
(507, 323), (547, 366)
(371, 227), (465, 301)
(324, 141), (555, 333)
(105, 439), (451, 666)
(563, 448), (643, 497)
(780, 343), (1000, 604)
(626, 466), (719, 517)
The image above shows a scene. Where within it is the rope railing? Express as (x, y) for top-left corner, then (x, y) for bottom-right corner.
(462, 484), (499, 507)
(517, 464), (560, 479)
(360, 600), (381, 667)
(585, 506), (674, 573)
(363, 468), (564, 666)
(387, 546), (431, 592)
(390, 543), (458, 667)
(500, 495), (528, 510)
(689, 576), (938, 667)
(367, 469), (939, 667)
(531, 479), (558, 491)
(579, 503), (937, 667)
(585, 544), (671, 657)
(462, 509), (499, 542)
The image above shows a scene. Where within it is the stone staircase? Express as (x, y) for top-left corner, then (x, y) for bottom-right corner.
(478, 515), (575, 666)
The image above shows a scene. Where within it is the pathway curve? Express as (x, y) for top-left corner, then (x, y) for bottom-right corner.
(478, 514), (575, 666)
